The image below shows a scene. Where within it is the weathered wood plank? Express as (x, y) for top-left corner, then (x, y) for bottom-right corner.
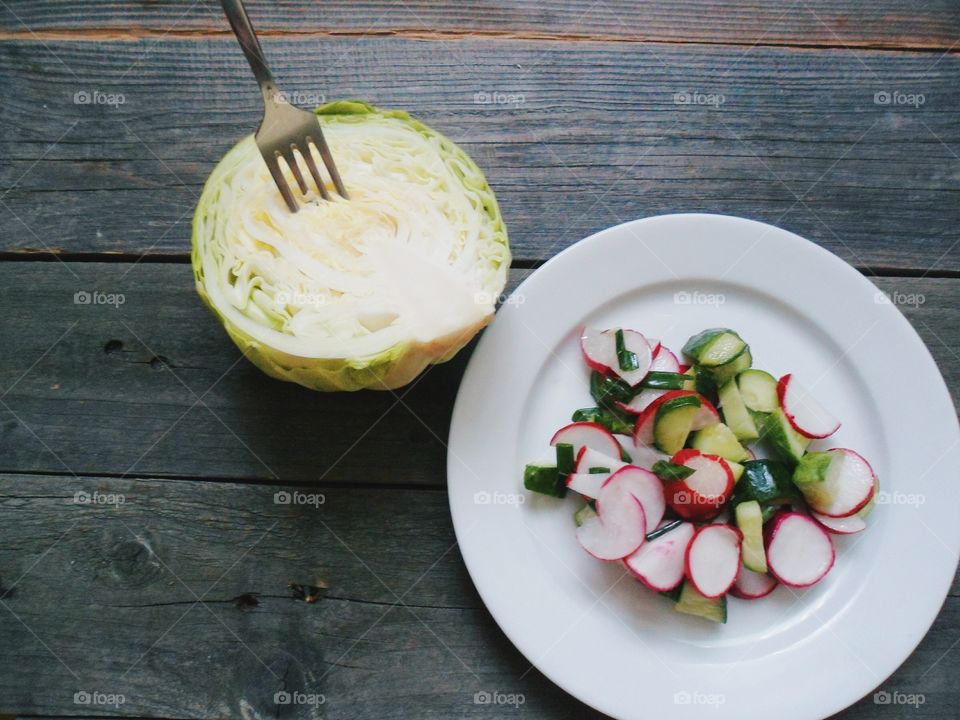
(0, 1), (958, 50)
(0, 473), (957, 718)
(0, 37), (958, 271)
(0, 263), (956, 485)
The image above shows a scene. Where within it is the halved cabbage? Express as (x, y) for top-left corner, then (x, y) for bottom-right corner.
(192, 101), (509, 391)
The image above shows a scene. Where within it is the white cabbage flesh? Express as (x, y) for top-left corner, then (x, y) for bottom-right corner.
(193, 102), (509, 391)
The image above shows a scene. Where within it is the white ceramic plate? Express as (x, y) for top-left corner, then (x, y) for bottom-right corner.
(448, 214), (960, 720)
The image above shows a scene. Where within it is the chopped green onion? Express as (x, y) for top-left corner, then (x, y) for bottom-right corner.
(556, 443), (576, 476)
(523, 464), (566, 497)
(615, 329), (639, 372)
(588, 467), (611, 474)
(652, 460), (695, 481)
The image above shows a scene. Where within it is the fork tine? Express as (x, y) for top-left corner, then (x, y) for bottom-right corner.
(282, 146), (309, 196)
(263, 152), (298, 212)
(297, 140), (330, 201)
(310, 134), (348, 199)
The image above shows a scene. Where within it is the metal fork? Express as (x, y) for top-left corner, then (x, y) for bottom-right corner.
(221, 0), (347, 211)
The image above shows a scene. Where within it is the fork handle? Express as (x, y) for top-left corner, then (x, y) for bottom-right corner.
(220, 0), (278, 102)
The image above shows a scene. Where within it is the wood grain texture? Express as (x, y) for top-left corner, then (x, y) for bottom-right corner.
(0, 0), (958, 50)
(0, 37), (958, 271)
(0, 473), (957, 719)
(0, 263), (956, 485)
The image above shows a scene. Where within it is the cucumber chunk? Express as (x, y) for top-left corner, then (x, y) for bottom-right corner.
(654, 394), (701, 454)
(737, 369), (779, 413)
(674, 581), (727, 623)
(574, 503), (597, 527)
(690, 422), (751, 462)
(683, 329), (746, 367)
(732, 459), (798, 507)
(718, 379), (759, 441)
(524, 464), (566, 497)
(735, 500), (768, 573)
(762, 408), (811, 464)
(709, 346), (753, 385)
(727, 460), (745, 482)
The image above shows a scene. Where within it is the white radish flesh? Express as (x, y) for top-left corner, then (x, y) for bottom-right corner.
(551, 422), (621, 460)
(684, 524), (742, 598)
(576, 478), (647, 560)
(624, 522), (695, 591)
(604, 466), (666, 531)
(575, 447), (626, 474)
(812, 510), (867, 535)
(778, 374), (841, 439)
(579, 327), (653, 386)
(731, 566), (778, 599)
(811, 449), (877, 518)
(766, 513), (835, 587)
(566, 472), (610, 499)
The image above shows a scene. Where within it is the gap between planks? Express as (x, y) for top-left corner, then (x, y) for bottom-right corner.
(0, 26), (958, 54)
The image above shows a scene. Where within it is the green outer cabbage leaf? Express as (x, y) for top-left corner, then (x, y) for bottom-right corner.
(192, 101), (509, 391)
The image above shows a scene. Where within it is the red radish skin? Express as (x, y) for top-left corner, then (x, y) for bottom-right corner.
(646, 338), (663, 358)
(731, 566), (778, 599)
(812, 510), (867, 535)
(551, 422), (621, 460)
(602, 466), (666, 532)
(624, 522), (695, 591)
(684, 524), (743, 598)
(778, 374), (841, 439)
(579, 327), (653, 386)
(808, 448), (877, 518)
(576, 474), (648, 560)
(664, 449), (735, 521)
(765, 512), (835, 587)
(678, 364), (690, 373)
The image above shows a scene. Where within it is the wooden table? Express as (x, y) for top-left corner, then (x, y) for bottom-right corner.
(0, 2), (958, 718)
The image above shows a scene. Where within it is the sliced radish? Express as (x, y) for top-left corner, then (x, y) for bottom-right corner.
(664, 449), (735, 521)
(678, 363), (691, 373)
(575, 474), (647, 560)
(731, 566), (778, 599)
(574, 447), (626, 474)
(617, 387), (665, 415)
(646, 338), (663, 357)
(778, 374), (841, 439)
(551, 422), (621, 460)
(651, 344), (681, 373)
(684, 524), (742, 598)
(812, 510), (867, 535)
(624, 522), (695, 591)
(623, 443), (670, 471)
(690, 398), (721, 430)
(603, 465), (666, 531)
(579, 327), (653, 386)
(566, 472), (609, 499)
(795, 448), (876, 518)
(765, 512), (835, 587)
